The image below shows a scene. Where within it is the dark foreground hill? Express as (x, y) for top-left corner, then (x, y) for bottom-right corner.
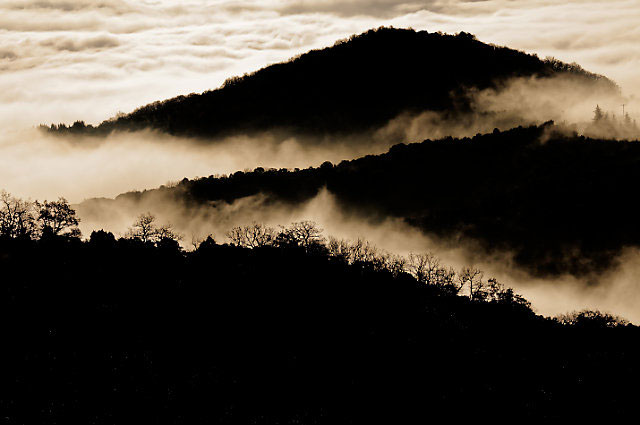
(92, 123), (640, 276)
(46, 27), (616, 139)
(1, 234), (638, 423)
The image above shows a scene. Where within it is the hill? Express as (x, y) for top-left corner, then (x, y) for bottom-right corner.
(84, 123), (640, 276)
(1, 232), (638, 423)
(46, 27), (617, 139)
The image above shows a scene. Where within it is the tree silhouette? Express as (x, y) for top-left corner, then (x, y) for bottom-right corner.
(0, 191), (37, 239)
(44, 28), (618, 140)
(227, 223), (275, 248)
(126, 212), (180, 244)
(276, 221), (325, 248)
(36, 197), (80, 237)
(593, 104), (604, 121)
(556, 309), (629, 328)
(127, 212), (156, 242)
(409, 252), (441, 284)
(458, 267), (484, 300)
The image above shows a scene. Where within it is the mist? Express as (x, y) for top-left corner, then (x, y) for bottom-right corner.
(3, 67), (631, 205)
(75, 186), (640, 323)
(2, 0), (640, 324)
(0, 128), (396, 203)
(380, 73), (635, 142)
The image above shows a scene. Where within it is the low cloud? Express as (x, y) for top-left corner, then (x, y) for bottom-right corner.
(0, 50), (18, 60)
(75, 186), (640, 324)
(0, 127), (397, 203)
(278, 0), (440, 18)
(40, 34), (120, 51)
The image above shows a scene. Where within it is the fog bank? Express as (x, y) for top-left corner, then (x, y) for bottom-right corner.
(2, 71), (631, 203)
(77, 187), (640, 323)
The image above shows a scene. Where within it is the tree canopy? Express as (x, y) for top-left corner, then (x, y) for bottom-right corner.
(44, 28), (617, 140)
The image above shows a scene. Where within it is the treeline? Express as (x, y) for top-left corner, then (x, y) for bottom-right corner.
(225, 221), (532, 306)
(2, 189), (630, 326)
(101, 123), (640, 276)
(0, 192), (530, 307)
(0, 190), (81, 239)
(585, 104), (640, 139)
(0, 189), (620, 315)
(42, 27), (617, 139)
(1, 207), (638, 422)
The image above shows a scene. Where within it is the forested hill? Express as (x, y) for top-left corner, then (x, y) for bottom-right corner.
(1, 232), (638, 423)
(47, 27), (616, 138)
(92, 123), (640, 276)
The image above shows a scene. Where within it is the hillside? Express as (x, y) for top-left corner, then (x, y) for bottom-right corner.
(1, 233), (638, 423)
(85, 123), (640, 276)
(46, 27), (617, 139)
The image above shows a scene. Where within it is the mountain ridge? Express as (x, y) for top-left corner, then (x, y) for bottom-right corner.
(46, 27), (618, 139)
(78, 123), (640, 277)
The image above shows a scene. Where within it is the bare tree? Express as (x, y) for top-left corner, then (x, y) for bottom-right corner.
(383, 254), (407, 276)
(226, 226), (246, 247)
(0, 191), (37, 239)
(458, 267), (484, 300)
(347, 238), (378, 264)
(36, 197), (80, 236)
(348, 238), (365, 262)
(276, 221), (325, 248)
(409, 252), (441, 284)
(127, 213), (156, 243)
(126, 213), (180, 243)
(156, 224), (182, 242)
(226, 223), (275, 248)
(191, 233), (203, 250)
(245, 223), (275, 248)
(327, 236), (349, 260)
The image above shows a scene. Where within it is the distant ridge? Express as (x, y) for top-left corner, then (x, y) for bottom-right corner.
(80, 123), (640, 277)
(47, 27), (617, 139)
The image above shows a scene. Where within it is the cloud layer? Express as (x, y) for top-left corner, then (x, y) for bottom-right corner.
(1, 0), (639, 129)
(76, 187), (640, 324)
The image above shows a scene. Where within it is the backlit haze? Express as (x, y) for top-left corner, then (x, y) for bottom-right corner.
(3, 0), (640, 320)
(1, 0), (639, 200)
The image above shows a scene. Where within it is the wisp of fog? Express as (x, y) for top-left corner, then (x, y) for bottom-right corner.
(76, 186), (640, 324)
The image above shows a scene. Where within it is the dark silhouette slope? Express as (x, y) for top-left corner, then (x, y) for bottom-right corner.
(90, 123), (640, 276)
(1, 234), (638, 423)
(46, 27), (616, 139)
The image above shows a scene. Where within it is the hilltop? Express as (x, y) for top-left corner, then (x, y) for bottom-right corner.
(46, 27), (617, 139)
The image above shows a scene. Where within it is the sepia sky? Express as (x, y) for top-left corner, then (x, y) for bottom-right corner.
(1, 0), (639, 128)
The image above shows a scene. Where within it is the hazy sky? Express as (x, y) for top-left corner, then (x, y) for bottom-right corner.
(1, 0), (639, 128)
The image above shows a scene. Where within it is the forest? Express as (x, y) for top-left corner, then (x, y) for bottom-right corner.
(43, 27), (617, 140)
(0, 202), (637, 423)
(93, 122), (640, 277)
